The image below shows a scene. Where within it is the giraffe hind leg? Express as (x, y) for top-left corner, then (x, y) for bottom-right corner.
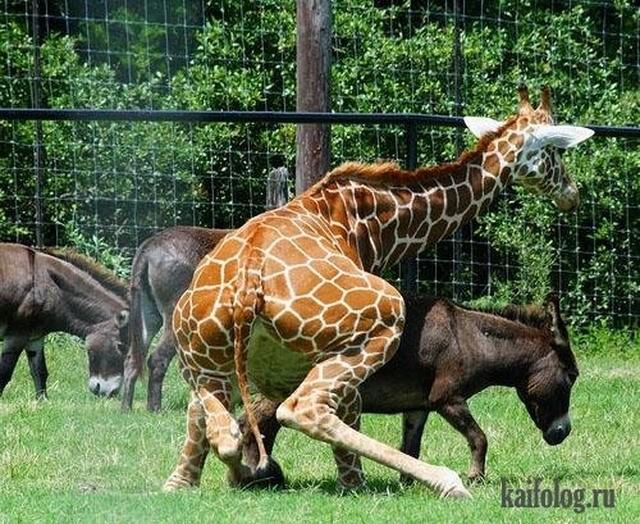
(194, 376), (255, 487)
(163, 391), (210, 491)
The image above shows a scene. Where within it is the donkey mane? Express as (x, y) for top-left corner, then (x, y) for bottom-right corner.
(403, 295), (551, 331)
(41, 248), (128, 300)
(320, 115), (519, 187)
(466, 303), (550, 330)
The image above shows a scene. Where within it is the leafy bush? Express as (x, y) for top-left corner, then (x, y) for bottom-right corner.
(0, 0), (638, 327)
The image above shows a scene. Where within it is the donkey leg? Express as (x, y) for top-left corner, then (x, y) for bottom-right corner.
(399, 411), (429, 484)
(25, 338), (48, 399)
(120, 354), (138, 412)
(438, 402), (487, 482)
(146, 329), (176, 412)
(0, 336), (27, 396)
(277, 331), (469, 498)
(163, 391), (210, 491)
(241, 396), (283, 474)
(401, 411), (429, 458)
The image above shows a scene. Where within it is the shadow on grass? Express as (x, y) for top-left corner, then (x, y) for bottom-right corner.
(278, 476), (409, 495)
(485, 466), (640, 484)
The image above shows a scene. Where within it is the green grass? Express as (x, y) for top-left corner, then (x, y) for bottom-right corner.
(1, 334), (639, 523)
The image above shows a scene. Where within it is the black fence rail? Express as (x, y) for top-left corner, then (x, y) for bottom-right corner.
(1, 108), (639, 327)
(3, 109), (639, 137)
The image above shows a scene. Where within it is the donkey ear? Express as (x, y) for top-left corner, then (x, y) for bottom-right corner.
(532, 125), (594, 149)
(544, 294), (569, 347)
(115, 309), (130, 329)
(463, 117), (503, 139)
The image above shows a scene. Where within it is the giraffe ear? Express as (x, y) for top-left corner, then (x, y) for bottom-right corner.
(463, 117), (503, 139)
(532, 125), (595, 149)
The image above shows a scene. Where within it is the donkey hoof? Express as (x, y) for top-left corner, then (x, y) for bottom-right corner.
(232, 457), (286, 489)
(147, 399), (162, 412)
(250, 457), (286, 489)
(467, 471), (486, 484)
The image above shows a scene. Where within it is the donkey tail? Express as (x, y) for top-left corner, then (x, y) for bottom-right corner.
(127, 257), (151, 379)
(233, 256), (269, 472)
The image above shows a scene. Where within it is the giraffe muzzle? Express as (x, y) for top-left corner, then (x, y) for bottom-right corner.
(554, 185), (580, 212)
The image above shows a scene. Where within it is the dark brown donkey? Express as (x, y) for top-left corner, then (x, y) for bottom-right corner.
(120, 226), (232, 412)
(0, 243), (129, 398)
(242, 294), (578, 483)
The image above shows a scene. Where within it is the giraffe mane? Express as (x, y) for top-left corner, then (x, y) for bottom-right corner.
(320, 115), (519, 187)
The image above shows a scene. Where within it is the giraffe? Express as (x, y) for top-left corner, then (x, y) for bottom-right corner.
(166, 86), (593, 497)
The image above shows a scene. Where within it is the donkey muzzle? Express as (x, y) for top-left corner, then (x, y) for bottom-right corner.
(88, 375), (122, 397)
(543, 414), (572, 445)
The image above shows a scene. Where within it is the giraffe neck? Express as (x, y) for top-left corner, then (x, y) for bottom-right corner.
(308, 130), (525, 273)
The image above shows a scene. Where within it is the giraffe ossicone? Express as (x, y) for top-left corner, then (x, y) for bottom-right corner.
(166, 86), (592, 498)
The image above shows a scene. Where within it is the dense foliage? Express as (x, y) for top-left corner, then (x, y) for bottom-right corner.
(0, 0), (638, 326)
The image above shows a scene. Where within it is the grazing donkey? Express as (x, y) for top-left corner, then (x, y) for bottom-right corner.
(0, 243), (129, 398)
(120, 226), (232, 412)
(241, 294), (578, 484)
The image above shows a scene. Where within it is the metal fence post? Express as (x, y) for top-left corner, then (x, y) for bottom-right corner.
(401, 122), (418, 296)
(31, 0), (44, 248)
(452, 0), (469, 301)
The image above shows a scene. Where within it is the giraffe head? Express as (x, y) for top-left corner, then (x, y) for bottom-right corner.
(464, 86), (594, 212)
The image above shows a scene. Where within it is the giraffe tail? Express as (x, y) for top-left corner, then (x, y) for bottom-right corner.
(232, 258), (284, 485)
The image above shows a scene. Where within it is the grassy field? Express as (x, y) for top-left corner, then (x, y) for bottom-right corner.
(1, 333), (639, 523)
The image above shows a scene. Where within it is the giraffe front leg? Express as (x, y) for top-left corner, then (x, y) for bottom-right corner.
(332, 387), (364, 489)
(277, 327), (470, 498)
(163, 392), (210, 491)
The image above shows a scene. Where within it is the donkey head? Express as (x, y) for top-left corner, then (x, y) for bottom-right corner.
(516, 294), (579, 445)
(86, 310), (129, 397)
(465, 86), (593, 212)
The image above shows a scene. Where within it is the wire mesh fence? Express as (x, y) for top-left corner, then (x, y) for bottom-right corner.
(1, 0), (638, 327)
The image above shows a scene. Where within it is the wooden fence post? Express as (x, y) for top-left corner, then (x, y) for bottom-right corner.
(295, 0), (331, 194)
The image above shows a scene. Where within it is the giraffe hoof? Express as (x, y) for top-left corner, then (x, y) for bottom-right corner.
(442, 484), (472, 499)
(431, 468), (471, 499)
(338, 474), (365, 491)
(163, 474), (198, 492)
